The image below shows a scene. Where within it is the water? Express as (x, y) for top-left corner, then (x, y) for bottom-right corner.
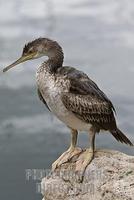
(0, 0), (134, 199)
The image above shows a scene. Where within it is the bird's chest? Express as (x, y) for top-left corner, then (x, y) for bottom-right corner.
(36, 71), (68, 117)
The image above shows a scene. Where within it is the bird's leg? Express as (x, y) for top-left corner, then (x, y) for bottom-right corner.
(52, 129), (82, 171)
(75, 127), (96, 182)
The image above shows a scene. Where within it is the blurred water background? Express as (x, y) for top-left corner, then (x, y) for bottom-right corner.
(0, 0), (134, 199)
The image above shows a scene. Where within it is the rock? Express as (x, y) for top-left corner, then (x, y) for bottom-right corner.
(41, 149), (134, 200)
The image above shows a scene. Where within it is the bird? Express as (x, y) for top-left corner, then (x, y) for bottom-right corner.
(3, 38), (133, 180)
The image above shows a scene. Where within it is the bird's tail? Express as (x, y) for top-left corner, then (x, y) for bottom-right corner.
(110, 128), (133, 146)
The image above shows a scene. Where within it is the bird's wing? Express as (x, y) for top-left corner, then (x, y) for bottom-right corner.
(61, 68), (116, 130)
(37, 88), (50, 111)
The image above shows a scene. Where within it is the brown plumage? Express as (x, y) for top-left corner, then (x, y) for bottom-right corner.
(22, 38), (132, 146)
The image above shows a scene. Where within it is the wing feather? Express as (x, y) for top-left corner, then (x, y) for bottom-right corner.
(37, 88), (50, 111)
(60, 68), (116, 130)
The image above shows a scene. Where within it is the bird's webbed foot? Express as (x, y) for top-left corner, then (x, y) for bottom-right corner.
(75, 148), (94, 182)
(52, 147), (82, 171)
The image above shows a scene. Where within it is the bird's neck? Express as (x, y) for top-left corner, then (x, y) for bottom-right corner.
(45, 47), (64, 74)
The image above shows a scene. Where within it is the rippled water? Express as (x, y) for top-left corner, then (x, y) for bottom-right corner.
(0, 0), (134, 199)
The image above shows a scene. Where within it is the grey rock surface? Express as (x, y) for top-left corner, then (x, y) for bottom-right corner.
(41, 149), (134, 200)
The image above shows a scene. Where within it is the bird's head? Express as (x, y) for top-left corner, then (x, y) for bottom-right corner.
(3, 38), (62, 72)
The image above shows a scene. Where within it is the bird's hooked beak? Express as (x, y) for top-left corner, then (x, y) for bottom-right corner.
(3, 52), (37, 73)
